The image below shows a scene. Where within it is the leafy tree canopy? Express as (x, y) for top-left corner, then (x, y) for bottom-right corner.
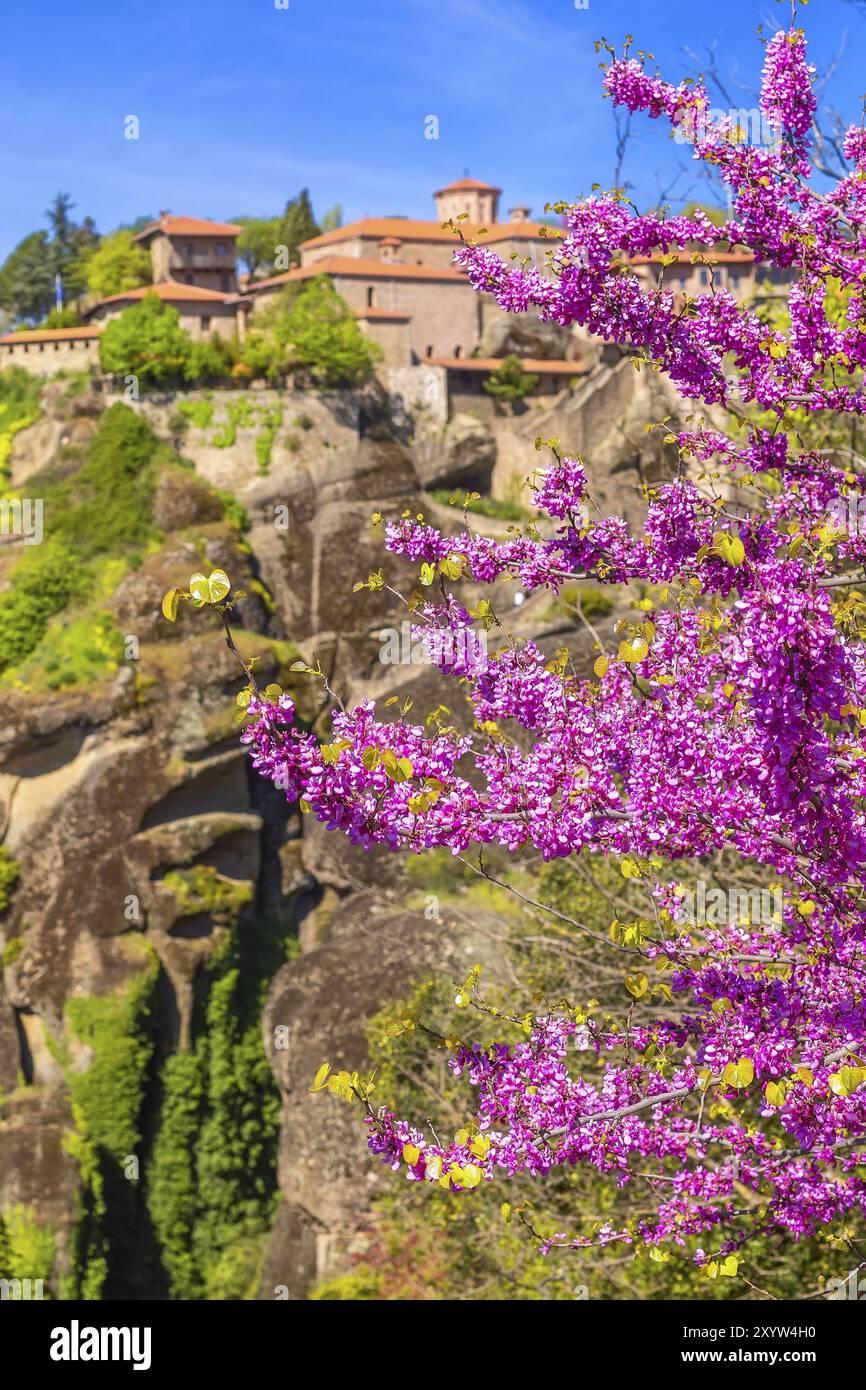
(83, 229), (151, 300)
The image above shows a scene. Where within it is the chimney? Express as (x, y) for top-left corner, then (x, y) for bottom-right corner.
(509, 205), (531, 223)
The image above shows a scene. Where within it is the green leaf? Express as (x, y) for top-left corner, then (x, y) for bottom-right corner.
(310, 1062), (331, 1093)
(723, 1057), (755, 1089)
(161, 587), (181, 622)
(188, 569), (231, 606)
(619, 637), (649, 664)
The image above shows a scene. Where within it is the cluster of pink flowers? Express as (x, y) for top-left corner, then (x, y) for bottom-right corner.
(242, 25), (866, 1257)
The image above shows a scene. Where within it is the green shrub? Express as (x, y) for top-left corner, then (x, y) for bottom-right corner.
(184, 336), (232, 385)
(211, 398), (254, 448)
(99, 293), (193, 384)
(2, 935), (23, 966)
(482, 354), (539, 401)
(0, 543), (89, 673)
(0, 848), (20, 915)
(1, 1205), (55, 1288)
(64, 964), (159, 1300)
(241, 277), (380, 386)
(176, 396), (215, 430)
(0, 366), (42, 480)
(554, 583), (615, 621)
(430, 488), (525, 521)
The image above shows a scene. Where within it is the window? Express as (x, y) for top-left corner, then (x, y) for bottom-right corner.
(184, 244), (193, 260)
(699, 268), (710, 286)
(426, 345), (433, 358)
(366, 286), (375, 308)
(454, 345), (462, 358)
(220, 273), (229, 291)
(201, 316), (211, 332)
(217, 242), (226, 257)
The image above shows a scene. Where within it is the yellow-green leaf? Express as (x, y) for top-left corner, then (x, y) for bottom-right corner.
(619, 637), (649, 664)
(161, 587), (181, 622)
(310, 1062), (331, 1093)
(723, 1057), (755, 1089)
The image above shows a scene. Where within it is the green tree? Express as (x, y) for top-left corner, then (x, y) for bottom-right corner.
(320, 204), (344, 233)
(83, 230), (150, 299)
(278, 189), (320, 267)
(0, 231), (55, 322)
(46, 193), (98, 301)
(184, 333), (233, 383)
(99, 292), (192, 383)
(235, 217), (281, 280)
(40, 306), (82, 328)
(680, 200), (727, 227)
(243, 277), (380, 386)
(483, 353), (539, 401)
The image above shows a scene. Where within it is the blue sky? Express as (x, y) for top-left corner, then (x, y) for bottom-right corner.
(1, 0), (863, 259)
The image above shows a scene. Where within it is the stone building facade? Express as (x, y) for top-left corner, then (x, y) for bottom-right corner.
(86, 281), (249, 342)
(132, 214), (242, 294)
(0, 325), (102, 375)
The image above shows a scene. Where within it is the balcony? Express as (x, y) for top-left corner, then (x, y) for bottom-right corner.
(168, 252), (236, 271)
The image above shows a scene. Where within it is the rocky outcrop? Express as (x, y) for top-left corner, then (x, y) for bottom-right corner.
(478, 312), (578, 361)
(412, 412), (496, 492)
(258, 892), (506, 1299)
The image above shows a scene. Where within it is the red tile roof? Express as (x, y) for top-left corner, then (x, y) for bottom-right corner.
(300, 217), (554, 252)
(435, 177), (501, 195)
(1, 325), (102, 344)
(428, 356), (583, 374)
(249, 256), (468, 291)
(93, 281), (237, 307)
(354, 308), (412, 321)
(133, 215), (243, 242)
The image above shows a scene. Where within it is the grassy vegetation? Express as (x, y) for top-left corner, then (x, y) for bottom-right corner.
(0, 1204), (56, 1290)
(0, 404), (164, 677)
(0, 367), (42, 481)
(147, 914), (291, 1299)
(0, 846), (20, 915)
(545, 582), (615, 624)
(211, 398), (255, 447)
(254, 404), (283, 474)
(175, 396), (214, 430)
(62, 961), (161, 1300)
(429, 488), (526, 522)
(2, 608), (126, 691)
